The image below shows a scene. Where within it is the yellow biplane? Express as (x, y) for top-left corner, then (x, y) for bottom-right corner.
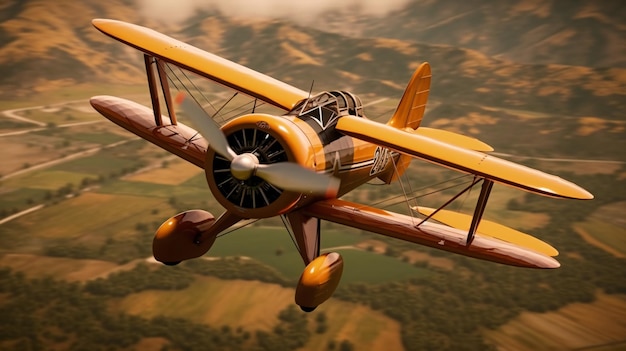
(90, 19), (593, 312)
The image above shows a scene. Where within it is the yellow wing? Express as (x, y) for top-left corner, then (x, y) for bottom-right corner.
(414, 207), (558, 257)
(92, 19), (308, 111)
(412, 127), (493, 152)
(336, 116), (593, 200)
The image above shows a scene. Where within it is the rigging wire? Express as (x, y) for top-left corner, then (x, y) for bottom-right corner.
(390, 154), (414, 223)
(216, 218), (260, 238)
(165, 63), (275, 124)
(371, 174), (475, 210)
(380, 178), (477, 215)
(177, 66), (219, 115)
(280, 215), (301, 253)
(456, 175), (478, 212)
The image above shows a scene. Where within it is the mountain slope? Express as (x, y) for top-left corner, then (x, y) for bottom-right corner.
(0, 0), (625, 120)
(350, 0), (626, 68)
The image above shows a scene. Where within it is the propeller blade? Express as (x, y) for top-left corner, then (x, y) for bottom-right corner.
(256, 162), (340, 198)
(175, 92), (236, 161)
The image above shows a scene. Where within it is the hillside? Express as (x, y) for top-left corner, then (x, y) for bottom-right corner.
(325, 0), (626, 68)
(1, 0), (625, 121)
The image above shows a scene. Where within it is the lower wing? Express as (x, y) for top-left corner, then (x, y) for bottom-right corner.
(414, 207), (558, 257)
(303, 199), (560, 269)
(90, 95), (206, 167)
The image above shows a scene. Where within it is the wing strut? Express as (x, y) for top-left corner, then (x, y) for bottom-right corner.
(143, 55), (178, 126)
(144, 55), (163, 126)
(466, 179), (494, 246)
(156, 59), (177, 125)
(414, 177), (494, 246)
(416, 177), (482, 227)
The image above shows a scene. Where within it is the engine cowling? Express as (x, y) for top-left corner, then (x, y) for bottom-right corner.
(205, 114), (317, 219)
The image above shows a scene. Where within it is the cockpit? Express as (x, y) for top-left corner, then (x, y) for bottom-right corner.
(288, 90), (364, 128)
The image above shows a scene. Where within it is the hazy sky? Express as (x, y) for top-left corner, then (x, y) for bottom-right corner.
(137, 0), (411, 24)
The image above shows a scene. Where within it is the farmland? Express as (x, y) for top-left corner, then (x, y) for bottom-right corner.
(1, 84), (624, 351)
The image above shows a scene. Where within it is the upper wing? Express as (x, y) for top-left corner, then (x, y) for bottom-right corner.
(336, 116), (593, 200)
(92, 19), (309, 111)
(412, 127), (493, 152)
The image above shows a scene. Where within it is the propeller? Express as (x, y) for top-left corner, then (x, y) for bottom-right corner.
(176, 93), (340, 198)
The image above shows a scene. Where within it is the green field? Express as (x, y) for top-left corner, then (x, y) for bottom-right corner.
(576, 219), (626, 257)
(4, 170), (95, 190)
(49, 152), (140, 175)
(211, 227), (429, 283)
(0, 193), (172, 252)
(97, 180), (215, 205)
(0, 187), (48, 212)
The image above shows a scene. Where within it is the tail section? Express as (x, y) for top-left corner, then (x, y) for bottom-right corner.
(387, 62), (431, 130)
(378, 62), (431, 184)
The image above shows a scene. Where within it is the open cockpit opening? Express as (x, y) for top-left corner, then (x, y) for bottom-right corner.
(290, 90), (363, 119)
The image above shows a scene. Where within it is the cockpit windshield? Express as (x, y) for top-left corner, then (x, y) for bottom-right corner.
(289, 90), (364, 127)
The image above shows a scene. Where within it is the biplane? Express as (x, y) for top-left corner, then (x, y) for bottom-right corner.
(90, 19), (593, 312)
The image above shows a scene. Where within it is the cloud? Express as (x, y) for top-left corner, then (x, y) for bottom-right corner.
(136, 0), (410, 24)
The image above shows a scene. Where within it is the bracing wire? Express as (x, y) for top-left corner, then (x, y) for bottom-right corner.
(371, 174), (475, 210)
(216, 218), (261, 238)
(165, 63), (272, 124)
(280, 215), (301, 253)
(177, 67), (219, 115)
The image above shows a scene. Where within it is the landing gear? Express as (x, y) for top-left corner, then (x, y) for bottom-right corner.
(295, 252), (344, 312)
(299, 306), (317, 313)
(152, 210), (216, 264)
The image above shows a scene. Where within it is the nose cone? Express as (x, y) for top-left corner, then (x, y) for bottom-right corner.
(230, 153), (259, 181)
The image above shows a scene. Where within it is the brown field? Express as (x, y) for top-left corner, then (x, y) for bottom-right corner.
(116, 276), (296, 331)
(307, 300), (404, 351)
(0, 253), (122, 281)
(484, 292), (626, 351)
(124, 158), (203, 185)
(0, 251), (405, 351)
(116, 276), (405, 351)
(0, 135), (73, 176)
(402, 250), (454, 270)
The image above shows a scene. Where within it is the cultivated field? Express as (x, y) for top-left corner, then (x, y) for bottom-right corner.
(484, 292), (626, 351)
(1, 85), (625, 351)
(115, 276), (405, 351)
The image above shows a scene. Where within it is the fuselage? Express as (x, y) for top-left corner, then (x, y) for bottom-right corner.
(206, 91), (399, 218)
